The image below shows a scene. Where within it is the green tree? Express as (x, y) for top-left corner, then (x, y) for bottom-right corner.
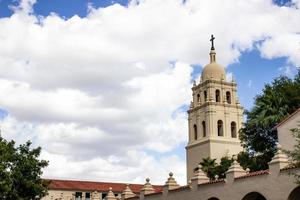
(199, 157), (217, 179)
(215, 157), (234, 178)
(239, 70), (300, 170)
(237, 151), (270, 172)
(0, 137), (49, 200)
(196, 157), (234, 180)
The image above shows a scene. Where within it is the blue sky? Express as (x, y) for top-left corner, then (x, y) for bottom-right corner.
(0, 0), (294, 17)
(0, 0), (299, 184)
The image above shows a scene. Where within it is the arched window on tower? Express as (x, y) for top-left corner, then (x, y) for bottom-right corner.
(204, 91), (207, 102)
(202, 121), (206, 137)
(197, 94), (200, 103)
(217, 120), (223, 136)
(231, 122), (237, 138)
(193, 124), (198, 140)
(215, 90), (220, 102)
(226, 91), (231, 104)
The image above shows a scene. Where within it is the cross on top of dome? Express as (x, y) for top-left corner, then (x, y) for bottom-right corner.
(210, 34), (215, 50)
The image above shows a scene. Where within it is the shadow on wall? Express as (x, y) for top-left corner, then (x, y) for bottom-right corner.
(242, 192), (266, 200)
(288, 186), (300, 200)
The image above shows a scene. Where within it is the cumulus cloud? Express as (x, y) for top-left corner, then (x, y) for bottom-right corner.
(0, 0), (299, 184)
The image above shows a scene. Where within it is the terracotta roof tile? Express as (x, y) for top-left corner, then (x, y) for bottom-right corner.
(169, 185), (191, 192)
(144, 191), (163, 196)
(199, 179), (225, 185)
(235, 170), (269, 179)
(46, 179), (162, 194)
(274, 108), (300, 129)
(125, 196), (139, 200)
(280, 165), (298, 171)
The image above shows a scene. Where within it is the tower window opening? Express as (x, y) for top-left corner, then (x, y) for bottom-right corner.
(231, 122), (237, 138)
(226, 91), (231, 104)
(202, 121), (206, 137)
(197, 94), (200, 102)
(215, 90), (220, 102)
(217, 120), (223, 136)
(193, 124), (198, 140)
(204, 91), (207, 102)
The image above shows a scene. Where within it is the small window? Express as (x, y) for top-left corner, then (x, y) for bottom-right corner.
(217, 120), (223, 136)
(215, 90), (220, 102)
(86, 193), (91, 200)
(193, 124), (198, 140)
(202, 121), (206, 137)
(231, 122), (237, 138)
(75, 192), (82, 200)
(226, 91), (231, 104)
(197, 94), (200, 102)
(204, 91), (207, 102)
(102, 193), (107, 199)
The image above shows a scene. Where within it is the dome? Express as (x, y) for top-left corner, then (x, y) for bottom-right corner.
(201, 62), (226, 81)
(201, 49), (226, 81)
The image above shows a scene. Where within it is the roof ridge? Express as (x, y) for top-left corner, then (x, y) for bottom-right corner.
(275, 108), (300, 129)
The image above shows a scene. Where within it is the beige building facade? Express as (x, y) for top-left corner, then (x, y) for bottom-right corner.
(186, 37), (243, 181)
(276, 108), (300, 151)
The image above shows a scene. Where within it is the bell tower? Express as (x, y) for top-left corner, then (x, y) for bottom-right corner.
(186, 35), (243, 182)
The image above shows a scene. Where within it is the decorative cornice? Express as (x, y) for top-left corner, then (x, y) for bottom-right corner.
(186, 138), (241, 149)
(188, 102), (243, 114)
(192, 79), (236, 90)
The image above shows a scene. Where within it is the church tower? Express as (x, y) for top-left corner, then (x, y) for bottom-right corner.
(186, 35), (243, 182)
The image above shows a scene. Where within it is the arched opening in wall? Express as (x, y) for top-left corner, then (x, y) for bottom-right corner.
(197, 93), (200, 103)
(193, 124), (198, 140)
(215, 89), (220, 102)
(231, 121), (237, 138)
(226, 91), (231, 104)
(217, 120), (223, 136)
(202, 121), (206, 137)
(204, 90), (207, 102)
(288, 186), (300, 200)
(207, 198), (220, 200)
(242, 192), (267, 200)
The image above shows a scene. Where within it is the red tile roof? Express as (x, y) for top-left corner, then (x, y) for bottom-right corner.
(47, 179), (163, 194)
(169, 185), (191, 192)
(280, 165), (298, 171)
(144, 191), (163, 196)
(275, 108), (300, 129)
(235, 170), (269, 179)
(126, 196), (139, 200)
(199, 179), (225, 185)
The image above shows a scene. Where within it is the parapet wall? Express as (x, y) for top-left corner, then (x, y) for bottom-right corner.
(124, 149), (300, 200)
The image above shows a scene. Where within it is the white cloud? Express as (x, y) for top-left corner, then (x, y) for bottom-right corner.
(226, 72), (234, 82)
(0, 0), (299, 185)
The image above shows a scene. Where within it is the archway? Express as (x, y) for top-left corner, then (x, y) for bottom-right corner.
(231, 121), (237, 138)
(207, 198), (220, 200)
(288, 186), (300, 200)
(215, 89), (220, 102)
(217, 120), (223, 136)
(202, 121), (206, 137)
(242, 192), (267, 200)
(193, 124), (198, 140)
(226, 91), (231, 104)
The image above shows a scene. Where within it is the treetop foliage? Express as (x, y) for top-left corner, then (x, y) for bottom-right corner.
(0, 136), (49, 200)
(239, 70), (300, 170)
